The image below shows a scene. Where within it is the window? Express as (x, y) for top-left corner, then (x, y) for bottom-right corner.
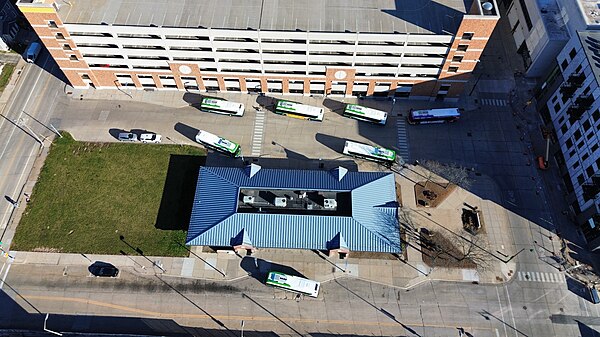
(80, 74), (90, 80)
(561, 60), (568, 71)
(48, 20), (58, 28)
(592, 143), (599, 153)
(552, 95), (559, 104)
(55, 33), (65, 40)
(582, 153), (590, 161)
(461, 32), (474, 40)
(573, 161), (580, 169)
(583, 120), (592, 131)
(574, 129), (582, 141)
(569, 48), (577, 60)
(554, 102), (561, 112)
(565, 138), (574, 148)
(69, 55), (78, 61)
(593, 109), (600, 122)
(586, 165), (595, 177)
(439, 84), (451, 91)
(457, 44), (468, 52)
(448, 66), (459, 73)
(569, 149), (577, 158)
(519, 0), (533, 30)
(452, 55), (464, 62)
(577, 174), (585, 185)
(576, 65), (582, 73)
(62, 44), (71, 51)
(560, 123), (568, 134)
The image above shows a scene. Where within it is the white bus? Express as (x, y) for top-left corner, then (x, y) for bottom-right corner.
(195, 130), (241, 157)
(265, 271), (320, 298)
(343, 140), (396, 166)
(407, 108), (461, 124)
(199, 97), (245, 116)
(275, 100), (324, 121)
(343, 104), (388, 125)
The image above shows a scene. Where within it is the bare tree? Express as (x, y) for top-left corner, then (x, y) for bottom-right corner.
(421, 160), (472, 189)
(455, 230), (492, 272)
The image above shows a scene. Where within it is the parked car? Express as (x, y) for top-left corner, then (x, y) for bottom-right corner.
(118, 132), (138, 142)
(140, 133), (162, 143)
(89, 262), (119, 277)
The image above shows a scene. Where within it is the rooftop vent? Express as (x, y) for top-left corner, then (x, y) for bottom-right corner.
(274, 197), (287, 207)
(243, 196), (255, 204)
(324, 199), (337, 209)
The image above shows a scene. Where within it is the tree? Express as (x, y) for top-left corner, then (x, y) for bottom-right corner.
(455, 230), (492, 272)
(420, 159), (472, 189)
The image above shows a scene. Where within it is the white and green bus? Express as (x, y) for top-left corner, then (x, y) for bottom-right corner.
(343, 104), (388, 125)
(265, 271), (320, 298)
(199, 97), (245, 116)
(275, 100), (324, 121)
(343, 140), (396, 166)
(195, 130), (241, 157)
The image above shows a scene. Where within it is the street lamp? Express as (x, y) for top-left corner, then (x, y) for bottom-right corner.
(16, 118), (43, 144)
(44, 314), (63, 336)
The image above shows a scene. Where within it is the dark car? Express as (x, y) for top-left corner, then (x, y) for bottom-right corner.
(89, 262), (119, 277)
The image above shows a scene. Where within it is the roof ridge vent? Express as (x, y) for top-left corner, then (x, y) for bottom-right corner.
(245, 163), (261, 178)
(330, 166), (348, 181)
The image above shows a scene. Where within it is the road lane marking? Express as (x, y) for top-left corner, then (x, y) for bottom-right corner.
(22, 294), (494, 331)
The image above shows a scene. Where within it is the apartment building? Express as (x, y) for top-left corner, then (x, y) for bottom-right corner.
(540, 31), (600, 249)
(504, 0), (600, 78)
(17, 0), (499, 100)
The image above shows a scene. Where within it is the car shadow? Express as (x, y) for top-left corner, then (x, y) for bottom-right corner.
(240, 256), (306, 283)
(88, 261), (118, 276)
(174, 122), (199, 143)
(155, 154), (206, 230)
(108, 128), (127, 140)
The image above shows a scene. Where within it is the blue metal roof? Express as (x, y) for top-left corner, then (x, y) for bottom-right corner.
(186, 166), (400, 253)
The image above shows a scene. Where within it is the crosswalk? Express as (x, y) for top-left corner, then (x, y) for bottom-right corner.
(480, 98), (508, 106)
(396, 117), (410, 164)
(517, 271), (566, 283)
(251, 109), (265, 156)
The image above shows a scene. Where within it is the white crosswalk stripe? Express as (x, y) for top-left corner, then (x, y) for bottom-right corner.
(396, 116), (410, 163)
(517, 271), (566, 284)
(480, 98), (508, 106)
(251, 110), (266, 156)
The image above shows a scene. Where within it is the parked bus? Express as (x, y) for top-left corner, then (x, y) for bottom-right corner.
(407, 108), (461, 125)
(342, 140), (396, 165)
(275, 100), (324, 121)
(195, 130), (241, 157)
(199, 97), (245, 116)
(343, 104), (387, 125)
(265, 271), (320, 298)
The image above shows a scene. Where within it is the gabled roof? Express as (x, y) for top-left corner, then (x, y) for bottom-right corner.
(186, 166), (400, 253)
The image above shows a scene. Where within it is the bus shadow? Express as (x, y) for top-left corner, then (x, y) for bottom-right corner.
(174, 122), (199, 143)
(240, 256), (306, 283)
(315, 132), (347, 154)
(255, 95), (279, 113)
(323, 98), (346, 116)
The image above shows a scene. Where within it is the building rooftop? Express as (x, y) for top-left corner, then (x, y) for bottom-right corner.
(538, 0), (569, 41)
(578, 0), (600, 26)
(578, 31), (600, 84)
(48, 0), (473, 34)
(186, 165), (401, 253)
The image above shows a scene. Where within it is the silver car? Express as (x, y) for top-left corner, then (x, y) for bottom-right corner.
(118, 132), (138, 142)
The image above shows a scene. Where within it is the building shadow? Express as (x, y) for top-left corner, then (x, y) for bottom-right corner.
(174, 122), (199, 142)
(381, 0), (470, 35)
(566, 276), (595, 303)
(155, 154), (205, 230)
(577, 320), (600, 337)
(240, 256), (306, 283)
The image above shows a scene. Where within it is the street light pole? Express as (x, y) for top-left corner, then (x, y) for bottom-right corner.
(17, 118), (43, 144)
(241, 320), (244, 337)
(44, 314), (63, 336)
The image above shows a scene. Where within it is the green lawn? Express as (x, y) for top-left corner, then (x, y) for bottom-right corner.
(12, 133), (206, 256)
(0, 63), (15, 93)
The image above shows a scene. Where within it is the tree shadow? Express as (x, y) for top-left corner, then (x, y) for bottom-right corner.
(174, 122), (199, 143)
(155, 154), (205, 230)
(239, 256), (306, 283)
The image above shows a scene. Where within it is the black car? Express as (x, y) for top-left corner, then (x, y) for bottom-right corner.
(89, 262), (119, 277)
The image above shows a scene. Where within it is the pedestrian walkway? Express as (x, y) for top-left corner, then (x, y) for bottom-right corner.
(479, 98), (508, 106)
(396, 117), (410, 163)
(251, 109), (265, 156)
(517, 271), (566, 283)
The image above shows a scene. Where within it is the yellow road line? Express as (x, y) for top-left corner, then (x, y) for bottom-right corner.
(24, 295), (492, 331)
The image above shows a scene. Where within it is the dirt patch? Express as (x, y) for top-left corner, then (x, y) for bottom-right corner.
(414, 181), (456, 208)
(420, 230), (476, 269)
